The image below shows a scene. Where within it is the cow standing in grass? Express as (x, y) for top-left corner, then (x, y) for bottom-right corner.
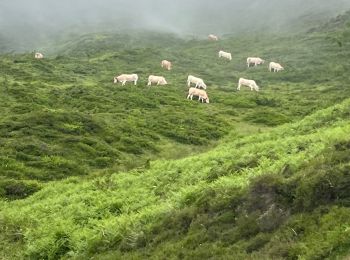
(187, 75), (207, 90)
(161, 60), (172, 70)
(269, 62), (284, 72)
(187, 87), (210, 103)
(208, 34), (219, 41)
(237, 78), (260, 92)
(247, 57), (265, 67)
(114, 74), (138, 86)
(35, 52), (44, 59)
(219, 50), (232, 61)
(147, 75), (167, 86)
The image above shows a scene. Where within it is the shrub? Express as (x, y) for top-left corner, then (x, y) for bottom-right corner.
(0, 179), (41, 200)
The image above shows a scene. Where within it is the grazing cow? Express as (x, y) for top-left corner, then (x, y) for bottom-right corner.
(35, 52), (44, 59)
(269, 62), (284, 72)
(187, 87), (210, 103)
(219, 50), (232, 61)
(237, 78), (260, 92)
(187, 75), (207, 89)
(161, 60), (172, 70)
(147, 75), (167, 86)
(113, 74), (138, 86)
(208, 34), (219, 41)
(247, 57), (265, 67)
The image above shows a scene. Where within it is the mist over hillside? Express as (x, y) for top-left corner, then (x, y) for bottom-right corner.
(1, 0), (350, 52)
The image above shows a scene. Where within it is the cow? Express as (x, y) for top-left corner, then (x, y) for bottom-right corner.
(219, 50), (232, 61)
(113, 74), (138, 86)
(35, 52), (44, 59)
(187, 75), (207, 90)
(237, 78), (260, 92)
(187, 87), (210, 103)
(147, 75), (167, 86)
(208, 34), (219, 41)
(161, 60), (172, 70)
(269, 62), (284, 72)
(247, 57), (265, 67)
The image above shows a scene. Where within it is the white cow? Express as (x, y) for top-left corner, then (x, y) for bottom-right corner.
(35, 52), (44, 59)
(187, 87), (210, 103)
(269, 62), (284, 72)
(161, 60), (172, 70)
(147, 75), (167, 86)
(237, 78), (260, 92)
(113, 74), (138, 86)
(187, 75), (207, 90)
(208, 34), (219, 41)
(247, 57), (265, 67)
(219, 50), (232, 61)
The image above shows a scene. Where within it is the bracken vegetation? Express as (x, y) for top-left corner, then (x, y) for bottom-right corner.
(0, 10), (350, 260)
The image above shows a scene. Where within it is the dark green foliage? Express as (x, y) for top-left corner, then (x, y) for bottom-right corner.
(293, 141), (350, 211)
(0, 179), (41, 200)
(244, 110), (291, 126)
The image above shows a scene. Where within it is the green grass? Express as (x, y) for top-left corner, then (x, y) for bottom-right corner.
(0, 11), (350, 259)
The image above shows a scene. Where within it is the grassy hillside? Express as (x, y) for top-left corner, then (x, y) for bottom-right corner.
(1, 88), (350, 259)
(0, 12), (350, 259)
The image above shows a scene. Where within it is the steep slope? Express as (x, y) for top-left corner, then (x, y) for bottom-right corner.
(1, 90), (350, 259)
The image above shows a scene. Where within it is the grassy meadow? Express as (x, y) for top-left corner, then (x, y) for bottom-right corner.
(0, 11), (350, 259)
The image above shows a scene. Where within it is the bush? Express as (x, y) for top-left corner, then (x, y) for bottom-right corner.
(0, 179), (41, 200)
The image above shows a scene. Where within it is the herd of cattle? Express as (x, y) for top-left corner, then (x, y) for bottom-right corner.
(34, 34), (284, 104)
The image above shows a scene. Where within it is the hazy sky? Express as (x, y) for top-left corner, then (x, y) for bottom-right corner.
(1, 0), (350, 51)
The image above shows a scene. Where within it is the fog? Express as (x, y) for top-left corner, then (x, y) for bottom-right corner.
(1, 0), (350, 51)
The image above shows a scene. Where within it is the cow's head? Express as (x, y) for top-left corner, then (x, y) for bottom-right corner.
(113, 77), (118, 83)
(205, 98), (210, 104)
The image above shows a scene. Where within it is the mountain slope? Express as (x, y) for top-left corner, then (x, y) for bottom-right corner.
(0, 11), (350, 259)
(1, 20), (349, 194)
(1, 89), (350, 259)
